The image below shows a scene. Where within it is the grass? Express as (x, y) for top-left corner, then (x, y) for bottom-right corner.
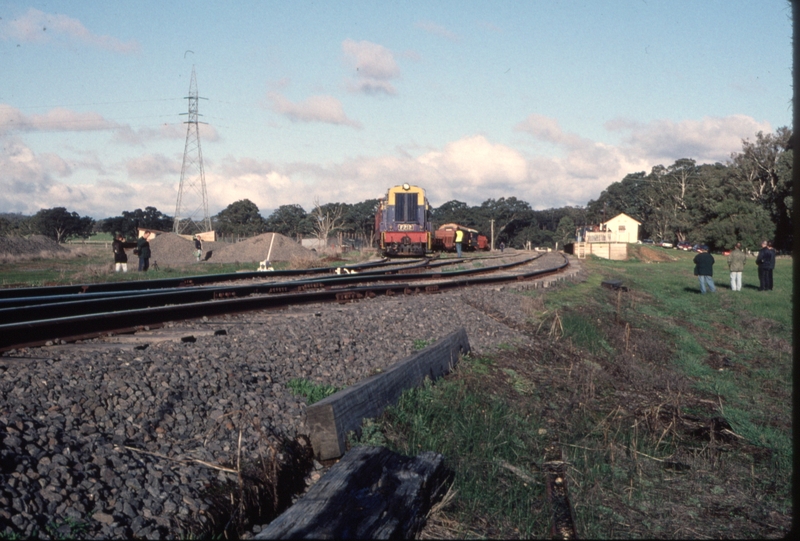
(0, 244), (306, 287)
(354, 250), (792, 538)
(286, 378), (340, 405)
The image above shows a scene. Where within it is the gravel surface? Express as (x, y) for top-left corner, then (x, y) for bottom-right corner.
(0, 253), (579, 539)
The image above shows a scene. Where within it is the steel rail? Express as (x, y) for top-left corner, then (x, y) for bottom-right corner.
(0, 255), (541, 314)
(0, 255), (567, 351)
(0, 254), (544, 321)
(0, 257), (425, 300)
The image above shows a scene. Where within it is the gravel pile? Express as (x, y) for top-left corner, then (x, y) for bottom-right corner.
(0, 253), (575, 539)
(212, 233), (315, 264)
(0, 235), (70, 261)
(148, 233), (315, 269)
(148, 233), (228, 268)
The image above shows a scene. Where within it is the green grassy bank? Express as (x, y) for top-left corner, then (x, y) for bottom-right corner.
(353, 248), (792, 539)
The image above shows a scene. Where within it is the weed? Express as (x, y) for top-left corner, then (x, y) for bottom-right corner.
(286, 378), (340, 405)
(413, 338), (432, 350)
(348, 417), (387, 447)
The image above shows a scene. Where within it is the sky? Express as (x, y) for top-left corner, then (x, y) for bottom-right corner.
(0, 1), (793, 220)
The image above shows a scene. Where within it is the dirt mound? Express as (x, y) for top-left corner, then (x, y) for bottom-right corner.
(634, 245), (678, 262)
(147, 232), (316, 268)
(0, 235), (70, 261)
(213, 232), (316, 263)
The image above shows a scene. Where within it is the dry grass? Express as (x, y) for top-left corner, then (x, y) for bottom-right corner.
(288, 253), (322, 269)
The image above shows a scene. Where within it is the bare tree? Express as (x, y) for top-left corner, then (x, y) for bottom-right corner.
(311, 198), (345, 247)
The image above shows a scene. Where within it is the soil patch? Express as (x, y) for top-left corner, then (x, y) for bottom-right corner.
(632, 245), (678, 262)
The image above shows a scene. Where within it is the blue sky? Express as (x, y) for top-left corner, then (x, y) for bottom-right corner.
(0, 1), (792, 219)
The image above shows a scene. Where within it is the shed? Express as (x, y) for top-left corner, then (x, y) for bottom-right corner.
(601, 213), (641, 244)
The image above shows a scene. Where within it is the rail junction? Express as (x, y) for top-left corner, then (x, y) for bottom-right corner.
(0, 252), (569, 352)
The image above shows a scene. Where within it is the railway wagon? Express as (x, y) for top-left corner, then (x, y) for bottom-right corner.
(375, 183), (432, 256)
(433, 223), (490, 252)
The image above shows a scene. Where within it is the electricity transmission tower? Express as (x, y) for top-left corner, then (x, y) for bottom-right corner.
(174, 66), (212, 235)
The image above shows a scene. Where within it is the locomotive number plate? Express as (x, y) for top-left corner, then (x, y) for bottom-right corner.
(397, 224), (415, 231)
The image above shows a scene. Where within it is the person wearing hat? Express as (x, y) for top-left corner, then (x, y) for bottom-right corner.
(693, 245), (716, 294)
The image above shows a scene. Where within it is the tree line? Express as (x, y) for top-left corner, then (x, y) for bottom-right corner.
(586, 127), (792, 251)
(1, 127), (790, 252)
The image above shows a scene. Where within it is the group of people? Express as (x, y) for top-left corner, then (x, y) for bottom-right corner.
(112, 231), (204, 272)
(692, 240), (776, 294)
(111, 231), (154, 272)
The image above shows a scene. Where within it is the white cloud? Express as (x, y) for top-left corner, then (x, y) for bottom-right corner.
(0, 8), (140, 53)
(606, 114), (773, 164)
(267, 93), (362, 128)
(125, 153), (181, 179)
(342, 39), (400, 96)
(0, 104), (119, 136)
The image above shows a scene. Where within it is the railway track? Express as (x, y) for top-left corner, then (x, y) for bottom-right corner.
(0, 252), (568, 352)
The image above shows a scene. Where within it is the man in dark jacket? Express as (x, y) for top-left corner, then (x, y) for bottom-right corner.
(693, 245), (715, 294)
(136, 231), (153, 272)
(756, 240), (775, 291)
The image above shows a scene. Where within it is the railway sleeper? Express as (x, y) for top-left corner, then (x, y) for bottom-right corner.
(296, 283), (324, 292)
(543, 445), (577, 540)
(268, 286), (289, 294)
(335, 291), (364, 303)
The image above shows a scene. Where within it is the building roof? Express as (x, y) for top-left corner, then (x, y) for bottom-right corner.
(603, 212), (641, 225)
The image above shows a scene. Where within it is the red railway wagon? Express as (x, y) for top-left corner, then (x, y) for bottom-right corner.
(433, 223), (490, 252)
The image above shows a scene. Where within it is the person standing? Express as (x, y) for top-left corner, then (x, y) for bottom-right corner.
(137, 231), (152, 272)
(454, 228), (464, 258)
(193, 235), (203, 262)
(727, 242), (746, 291)
(112, 233), (130, 273)
(756, 240), (775, 291)
(693, 245), (716, 294)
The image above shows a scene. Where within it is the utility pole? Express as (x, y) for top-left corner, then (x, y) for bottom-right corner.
(490, 219), (495, 251)
(174, 65), (211, 235)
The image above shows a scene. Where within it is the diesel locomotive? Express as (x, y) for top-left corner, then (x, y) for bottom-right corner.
(375, 183), (432, 256)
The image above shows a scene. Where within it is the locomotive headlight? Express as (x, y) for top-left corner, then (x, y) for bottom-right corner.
(402, 183), (410, 191)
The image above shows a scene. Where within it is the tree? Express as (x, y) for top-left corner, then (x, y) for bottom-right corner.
(32, 207), (95, 243)
(264, 204), (312, 239)
(698, 199), (774, 252)
(729, 127), (792, 249)
(214, 199), (267, 236)
(311, 199), (346, 244)
(477, 197), (534, 249)
(586, 172), (648, 225)
(0, 213), (31, 236)
(430, 200), (472, 228)
(100, 207), (173, 237)
(554, 216), (576, 249)
(343, 199), (380, 246)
